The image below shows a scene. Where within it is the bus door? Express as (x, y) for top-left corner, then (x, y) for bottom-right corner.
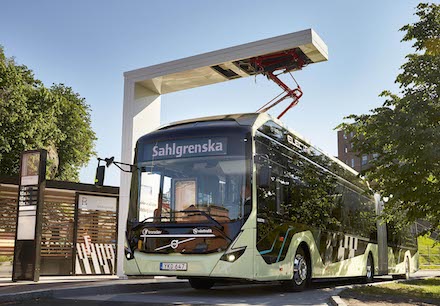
(254, 152), (293, 280)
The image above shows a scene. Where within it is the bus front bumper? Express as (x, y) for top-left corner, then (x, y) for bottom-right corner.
(124, 248), (254, 279)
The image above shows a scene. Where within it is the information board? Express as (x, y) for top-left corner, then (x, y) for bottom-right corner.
(12, 150), (46, 282)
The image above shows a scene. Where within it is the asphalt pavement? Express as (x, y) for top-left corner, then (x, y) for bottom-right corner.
(0, 270), (438, 306)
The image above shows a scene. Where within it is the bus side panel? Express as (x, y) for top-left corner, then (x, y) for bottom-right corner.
(293, 232), (379, 279)
(125, 257), (141, 275)
(210, 227), (255, 280)
(255, 231), (322, 281)
(254, 230), (380, 281)
(392, 249), (408, 274)
(389, 248), (419, 275)
(254, 231), (322, 281)
(411, 251), (419, 273)
(124, 238), (141, 275)
(315, 243), (378, 278)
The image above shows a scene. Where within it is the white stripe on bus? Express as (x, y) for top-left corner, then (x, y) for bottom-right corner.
(140, 234), (216, 238)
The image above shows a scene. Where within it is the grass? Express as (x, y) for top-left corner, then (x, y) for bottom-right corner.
(418, 235), (440, 267)
(340, 278), (440, 303)
(421, 265), (440, 270)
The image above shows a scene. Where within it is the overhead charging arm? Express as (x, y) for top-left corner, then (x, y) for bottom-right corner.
(250, 49), (305, 119)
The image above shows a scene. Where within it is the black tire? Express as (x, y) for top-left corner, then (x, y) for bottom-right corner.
(282, 246), (311, 292)
(365, 253), (374, 283)
(188, 278), (215, 290)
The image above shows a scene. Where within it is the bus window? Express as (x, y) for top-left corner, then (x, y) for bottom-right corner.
(136, 155), (248, 223)
(340, 184), (376, 239)
(162, 176), (171, 215)
(139, 172), (160, 222)
(175, 180), (196, 211)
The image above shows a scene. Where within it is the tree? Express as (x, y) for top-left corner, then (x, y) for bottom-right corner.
(338, 3), (440, 232)
(0, 47), (96, 181)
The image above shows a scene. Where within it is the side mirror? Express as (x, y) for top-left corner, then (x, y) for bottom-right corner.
(95, 165), (105, 186)
(257, 164), (271, 188)
(105, 156), (115, 167)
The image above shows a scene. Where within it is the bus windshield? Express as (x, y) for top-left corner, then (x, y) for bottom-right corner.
(137, 155), (248, 223)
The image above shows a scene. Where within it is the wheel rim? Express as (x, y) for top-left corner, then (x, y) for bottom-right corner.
(366, 256), (373, 279)
(293, 254), (307, 285)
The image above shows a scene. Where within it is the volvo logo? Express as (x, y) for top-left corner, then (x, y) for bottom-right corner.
(170, 240), (179, 249)
(155, 237), (196, 251)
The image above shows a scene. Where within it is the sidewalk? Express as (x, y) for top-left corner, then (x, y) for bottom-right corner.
(0, 275), (118, 294)
(0, 275), (185, 303)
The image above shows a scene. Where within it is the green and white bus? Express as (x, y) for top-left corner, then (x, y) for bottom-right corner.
(124, 113), (418, 290)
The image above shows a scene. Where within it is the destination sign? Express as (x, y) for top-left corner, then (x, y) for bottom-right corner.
(144, 138), (227, 161)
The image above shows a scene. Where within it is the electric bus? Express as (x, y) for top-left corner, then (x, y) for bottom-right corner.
(123, 113), (418, 290)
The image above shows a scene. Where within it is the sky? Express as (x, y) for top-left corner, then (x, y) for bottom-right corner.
(0, 0), (422, 186)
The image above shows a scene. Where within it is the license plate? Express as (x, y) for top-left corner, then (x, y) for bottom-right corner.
(160, 262), (188, 271)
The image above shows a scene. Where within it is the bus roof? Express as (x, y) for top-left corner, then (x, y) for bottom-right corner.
(155, 112), (359, 177)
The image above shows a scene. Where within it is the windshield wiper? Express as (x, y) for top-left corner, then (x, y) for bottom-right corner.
(131, 210), (224, 231)
(181, 209), (235, 242)
(130, 216), (162, 231)
(182, 209), (224, 231)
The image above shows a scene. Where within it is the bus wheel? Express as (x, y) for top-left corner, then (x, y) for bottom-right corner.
(188, 278), (215, 290)
(365, 253), (374, 283)
(283, 246), (310, 292)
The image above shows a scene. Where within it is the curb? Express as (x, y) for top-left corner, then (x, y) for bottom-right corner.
(0, 280), (186, 304)
(329, 295), (348, 306)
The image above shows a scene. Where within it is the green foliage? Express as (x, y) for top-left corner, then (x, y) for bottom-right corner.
(418, 234), (439, 248)
(0, 47), (96, 181)
(338, 3), (440, 232)
(418, 234), (440, 267)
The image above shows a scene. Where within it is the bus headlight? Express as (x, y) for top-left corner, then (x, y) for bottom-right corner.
(220, 246), (246, 262)
(125, 247), (135, 260)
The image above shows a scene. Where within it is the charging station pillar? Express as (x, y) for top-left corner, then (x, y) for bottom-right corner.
(118, 80), (161, 277)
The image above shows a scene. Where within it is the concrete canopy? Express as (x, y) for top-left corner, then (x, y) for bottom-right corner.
(125, 28), (328, 95)
(118, 29), (328, 277)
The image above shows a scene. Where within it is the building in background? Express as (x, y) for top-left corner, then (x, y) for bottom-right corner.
(337, 130), (378, 172)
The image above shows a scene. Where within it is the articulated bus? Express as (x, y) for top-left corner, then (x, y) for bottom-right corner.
(124, 113), (418, 290)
